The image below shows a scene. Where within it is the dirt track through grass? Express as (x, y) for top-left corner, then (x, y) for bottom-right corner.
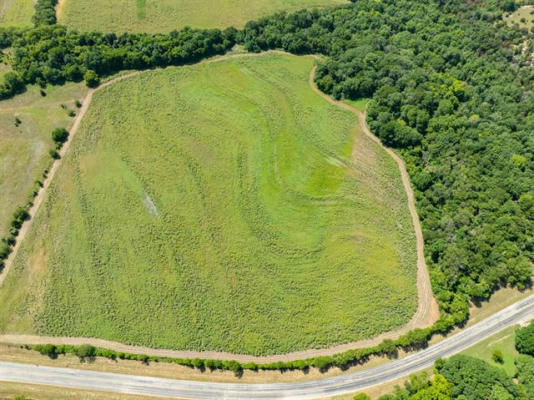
(0, 52), (432, 359)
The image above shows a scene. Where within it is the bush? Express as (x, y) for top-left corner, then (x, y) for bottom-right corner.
(32, 0), (58, 26)
(492, 349), (504, 364)
(75, 344), (96, 359)
(35, 344), (57, 358)
(51, 128), (69, 144)
(84, 70), (100, 88)
(49, 149), (60, 159)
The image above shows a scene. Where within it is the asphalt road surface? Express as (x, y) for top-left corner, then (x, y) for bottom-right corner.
(1, 294), (534, 399)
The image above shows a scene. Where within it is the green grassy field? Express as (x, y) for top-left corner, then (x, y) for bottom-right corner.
(462, 326), (519, 376)
(504, 6), (534, 30)
(0, 0), (34, 27)
(58, 0), (348, 33)
(0, 54), (417, 355)
(0, 82), (87, 238)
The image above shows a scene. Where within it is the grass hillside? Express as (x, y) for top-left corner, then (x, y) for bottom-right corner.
(0, 54), (417, 355)
(0, 0), (34, 27)
(0, 82), (87, 238)
(58, 0), (348, 33)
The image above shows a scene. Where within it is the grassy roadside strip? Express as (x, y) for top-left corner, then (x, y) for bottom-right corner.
(26, 318), (458, 375)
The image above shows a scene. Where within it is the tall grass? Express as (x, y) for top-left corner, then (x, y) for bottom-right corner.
(0, 54), (417, 356)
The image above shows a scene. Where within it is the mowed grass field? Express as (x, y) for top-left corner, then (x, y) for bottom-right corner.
(0, 54), (417, 355)
(58, 0), (348, 33)
(0, 81), (87, 238)
(0, 0), (34, 27)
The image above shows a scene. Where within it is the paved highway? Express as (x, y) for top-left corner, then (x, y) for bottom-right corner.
(1, 294), (534, 399)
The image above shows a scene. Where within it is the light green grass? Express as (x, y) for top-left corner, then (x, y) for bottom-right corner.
(462, 325), (519, 376)
(0, 83), (87, 238)
(344, 98), (370, 112)
(0, 0), (34, 27)
(0, 54), (417, 355)
(504, 6), (534, 30)
(58, 0), (348, 33)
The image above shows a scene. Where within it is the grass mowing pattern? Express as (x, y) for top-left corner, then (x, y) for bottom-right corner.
(58, 0), (347, 32)
(0, 0), (34, 27)
(0, 54), (417, 355)
(0, 82), (87, 238)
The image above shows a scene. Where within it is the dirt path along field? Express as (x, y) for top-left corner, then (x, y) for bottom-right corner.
(0, 52), (438, 363)
(0, 71), (141, 288)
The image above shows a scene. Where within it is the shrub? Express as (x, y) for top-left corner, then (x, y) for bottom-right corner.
(75, 344), (96, 359)
(84, 70), (100, 88)
(51, 128), (69, 144)
(35, 344), (57, 358)
(492, 349), (504, 364)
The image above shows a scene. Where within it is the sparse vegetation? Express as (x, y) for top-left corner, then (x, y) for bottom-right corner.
(0, 82), (87, 240)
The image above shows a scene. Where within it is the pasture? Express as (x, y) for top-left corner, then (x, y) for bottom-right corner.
(463, 326), (520, 377)
(0, 53), (417, 355)
(0, 0), (34, 27)
(504, 6), (534, 30)
(57, 0), (348, 33)
(0, 82), (87, 238)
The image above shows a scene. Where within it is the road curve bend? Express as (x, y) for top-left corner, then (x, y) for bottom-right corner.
(1, 294), (533, 400)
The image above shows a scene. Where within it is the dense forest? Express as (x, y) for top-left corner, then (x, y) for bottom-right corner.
(0, 0), (533, 371)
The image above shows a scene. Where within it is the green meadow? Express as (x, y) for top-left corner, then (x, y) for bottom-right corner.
(0, 82), (87, 238)
(0, 0), (34, 27)
(58, 0), (347, 33)
(0, 54), (417, 355)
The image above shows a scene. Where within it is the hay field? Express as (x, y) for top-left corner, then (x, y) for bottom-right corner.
(0, 0), (34, 27)
(0, 54), (417, 355)
(58, 0), (348, 33)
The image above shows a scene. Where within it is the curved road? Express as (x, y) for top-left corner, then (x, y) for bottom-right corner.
(1, 294), (533, 399)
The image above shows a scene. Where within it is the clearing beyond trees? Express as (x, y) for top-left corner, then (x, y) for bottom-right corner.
(0, 53), (419, 356)
(57, 0), (348, 33)
(0, 82), (87, 238)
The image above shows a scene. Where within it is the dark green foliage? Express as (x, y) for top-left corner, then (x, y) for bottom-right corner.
(516, 355), (534, 399)
(49, 149), (59, 159)
(516, 321), (534, 356)
(0, 71), (26, 100)
(51, 128), (69, 144)
(8, 25), (236, 88)
(436, 355), (521, 400)
(34, 344), (57, 358)
(492, 349), (504, 364)
(75, 344), (96, 359)
(11, 207), (29, 230)
(84, 70), (99, 88)
(33, 0), (58, 26)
